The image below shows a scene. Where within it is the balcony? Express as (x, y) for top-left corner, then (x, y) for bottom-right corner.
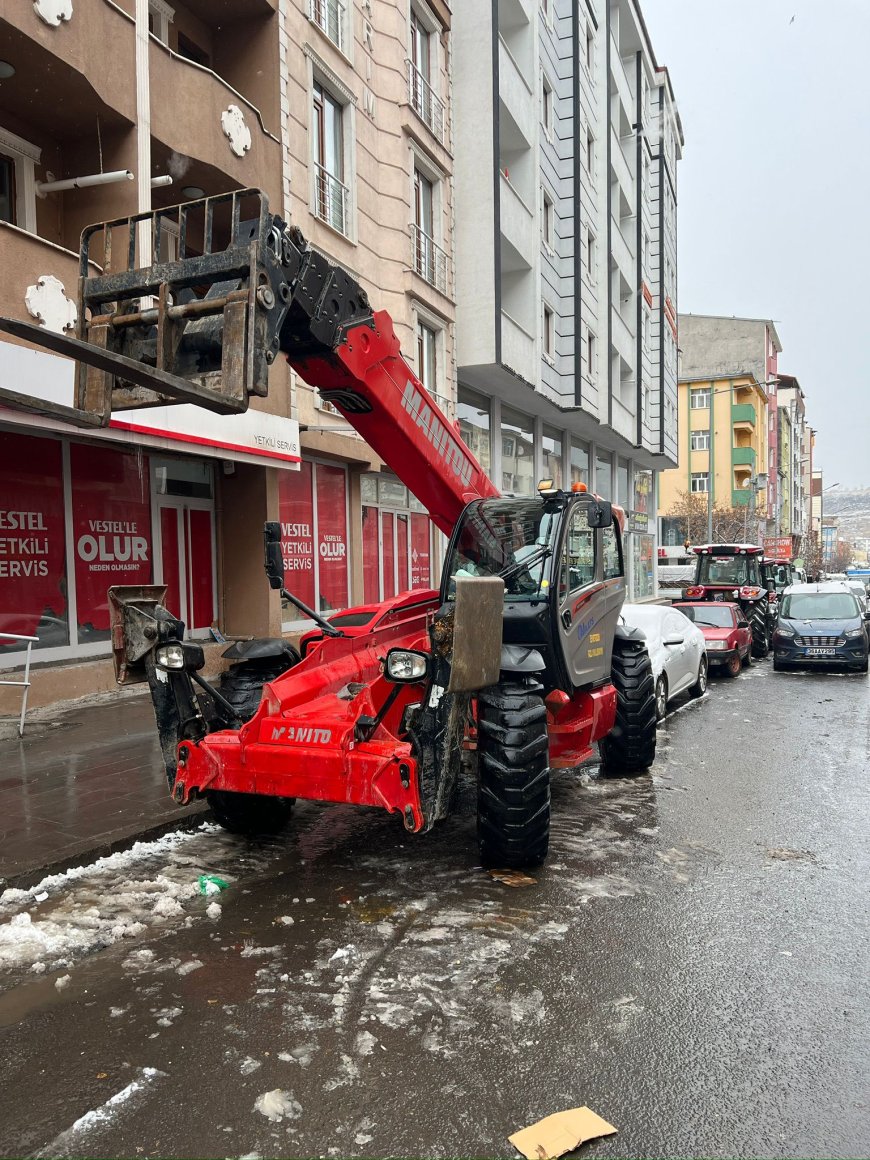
(731, 403), (756, 427)
(611, 305), (635, 365)
(610, 215), (635, 278)
(313, 164), (351, 236)
(412, 225), (451, 295)
(609, 125), (635, 204)
(0, 223), (84, 345)
(732, 446), (757, 467)
(408, 61), (446, 145)
(310, 0), (347, 53)
(499, 173), (535, 268)
(501, 311), (535, 384)
(497, 37), (535, 148)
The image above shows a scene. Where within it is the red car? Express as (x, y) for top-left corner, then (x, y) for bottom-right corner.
(672, 601), (753, 677)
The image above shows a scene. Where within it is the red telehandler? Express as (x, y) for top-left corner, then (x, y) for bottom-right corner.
(0, 190), (657, 868)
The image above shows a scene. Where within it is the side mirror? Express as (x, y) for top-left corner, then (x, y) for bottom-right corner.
(587, 500), (613, 529)
(263, 522), (284, 591)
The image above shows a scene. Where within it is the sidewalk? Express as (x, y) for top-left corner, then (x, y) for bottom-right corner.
(0, 693), (208, 889)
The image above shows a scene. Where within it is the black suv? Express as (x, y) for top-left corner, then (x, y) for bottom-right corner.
(772, 583), (870, 673)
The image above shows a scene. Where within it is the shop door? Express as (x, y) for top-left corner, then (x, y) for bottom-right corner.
(152, 458), (216, 634)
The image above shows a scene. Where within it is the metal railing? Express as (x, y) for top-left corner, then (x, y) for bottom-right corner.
(313, 163), (350, 236)
(0, 632), (38, 737)
(411, 224), (450, 294)
(309, 0), (346, 52)
(407, 59), (445, 143)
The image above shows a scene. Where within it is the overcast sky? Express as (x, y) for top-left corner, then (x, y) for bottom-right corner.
(643, 0), (869, 488)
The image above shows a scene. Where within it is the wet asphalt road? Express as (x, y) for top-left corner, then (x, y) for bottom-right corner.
(0, 659), (868, 1160)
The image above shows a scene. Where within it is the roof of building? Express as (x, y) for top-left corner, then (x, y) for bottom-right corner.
(678, 313), (783, 353)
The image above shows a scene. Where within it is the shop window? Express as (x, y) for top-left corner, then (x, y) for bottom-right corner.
(361, 474), (433, 601)
(0, 433), (68, 653)
(71, 444), (153, 645)
(316, 464), (349, 611)
(154, 458), (212, 499)
(595, 453), (612, 500)
(501, 407), (535, 497)
(542, 426), (563, 488)
(279, 461), (316, 612)
(457, 386), (491, 475)
(278, 461), (349, 620)
(570, 438), (589, 486)
(617, 459), (630, 506)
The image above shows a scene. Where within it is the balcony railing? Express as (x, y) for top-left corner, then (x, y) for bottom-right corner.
(309, 0), (346, 52)
(411, 224), (450, 294)
(408, 59), (446, 143)
(314, 163), (350, 236)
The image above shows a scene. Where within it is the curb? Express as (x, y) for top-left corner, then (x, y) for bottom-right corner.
(0, 804), (212, 893)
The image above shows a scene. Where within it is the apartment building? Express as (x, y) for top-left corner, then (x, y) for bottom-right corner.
(776, 374), (808, 552)
(0, 0), (454, 707)
(678, 314), (782, 531)
(452, 0), (682, 601)
(658, 373), (770, 553)
(279, 0), (454, 621)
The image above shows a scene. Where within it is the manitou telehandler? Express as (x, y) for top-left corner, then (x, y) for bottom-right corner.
(0, 190), (657, 868)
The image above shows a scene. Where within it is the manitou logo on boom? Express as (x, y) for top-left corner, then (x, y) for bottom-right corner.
(271, 725), (332, 744)
(400, 379), (474, 489)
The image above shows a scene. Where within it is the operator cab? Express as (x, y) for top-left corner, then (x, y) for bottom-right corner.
(441, 482), (626, 693)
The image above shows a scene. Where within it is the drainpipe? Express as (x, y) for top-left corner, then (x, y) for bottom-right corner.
(136, 0), (152, 268)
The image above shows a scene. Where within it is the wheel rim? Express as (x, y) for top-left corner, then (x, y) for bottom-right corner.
(729, 655), (741, 676)
(655, 677), (667, 719)
(698, 659), (708, 693)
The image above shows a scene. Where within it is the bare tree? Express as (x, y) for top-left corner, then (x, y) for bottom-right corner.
(664, 491), (759, 547)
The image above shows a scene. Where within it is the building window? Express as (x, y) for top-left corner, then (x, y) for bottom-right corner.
(585, 23), (594, 73)
(542, 75), (553, 138)
(570, 438), (589, 486)
(643, 307), (651, 352)
(542, 426), (563, 488)
(585, 229), (595, 275)
(690, 387), (711, 409)
(313, 80), (349, 236)
(542, 189), (554, 249)
(177, 31), (209, 67)
(416, 320), (438, 396)
(595, 453), (612, 500)
(501, 407), (535, 496)
(617, 459), (630, 506)
(690, 430), (710, 451)
(310, 0), (347, 54)
(691, 472), (709, 493)
(409, 7), (444, 140)
(586, 128), (594, 176)
(586, 330), (596, 381)
(457, 386), (491, 475)
(413, 167), (448, 293)
(147, 0), (173, 44)
(542, 303), (555, 362)
(0, 127), (39, 233)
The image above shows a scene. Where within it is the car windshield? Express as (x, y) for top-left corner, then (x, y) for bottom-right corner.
(781, 592), (859, 620)
(697, 555), (753, 585)
(445, 498), (559, 601)
(677, 605), (734, 628)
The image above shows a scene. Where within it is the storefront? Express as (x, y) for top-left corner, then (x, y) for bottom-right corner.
(360, 474), (434, 603)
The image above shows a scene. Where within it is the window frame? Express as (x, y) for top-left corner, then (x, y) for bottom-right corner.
(0, 126), (39, 234)
(690, 472), (710, 494)
(690, 387), (711, 410)
(541, 74), (554, 140)
(542, 301), (555, 364)
(586, 328), (596, 382)
(690, 429), (710, 451)
(560, 505), (596, 599)
(542, 186), (555, 252)
(147, 0), (174, 45)
(311, 72), (353, 238)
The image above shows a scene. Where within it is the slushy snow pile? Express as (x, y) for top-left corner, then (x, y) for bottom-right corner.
(253, 1090), (301, 1122)
(0, 825), (233, 973)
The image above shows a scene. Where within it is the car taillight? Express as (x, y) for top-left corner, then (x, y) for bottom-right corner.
(740, 586), (762, 599)
(685, 586), (704, 598)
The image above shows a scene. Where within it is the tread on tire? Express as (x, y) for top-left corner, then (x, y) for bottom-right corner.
(599, 638), (657, 777)
(749, 603), (769, 658)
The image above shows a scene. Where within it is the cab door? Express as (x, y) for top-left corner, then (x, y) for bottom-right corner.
(556, 502), (612, 688)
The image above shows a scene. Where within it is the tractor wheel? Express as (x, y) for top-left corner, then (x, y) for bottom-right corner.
(477, 678), (550, 869)
(748, 604), (770, 658)
(690, 655), (709, 697)
(599, 638), (657, 777)
(218, 650), (301, 723)
(206, 790), (294, 836)
(742, 647), (752, 668)
(726, 654), (742, 678)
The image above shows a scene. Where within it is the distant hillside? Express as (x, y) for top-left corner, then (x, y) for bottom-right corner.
(824, 488), (870, 540)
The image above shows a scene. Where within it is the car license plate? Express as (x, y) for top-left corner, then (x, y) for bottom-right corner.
(806, 647), (835, 656)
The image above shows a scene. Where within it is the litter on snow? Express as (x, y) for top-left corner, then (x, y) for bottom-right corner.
(509, 1107), (618, 1159)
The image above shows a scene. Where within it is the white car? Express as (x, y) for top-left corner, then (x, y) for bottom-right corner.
(620, 603), (708, 721)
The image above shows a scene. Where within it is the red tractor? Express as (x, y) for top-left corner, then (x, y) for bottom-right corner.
(683, 543), (775, 658)
(0, 190), (657, 868)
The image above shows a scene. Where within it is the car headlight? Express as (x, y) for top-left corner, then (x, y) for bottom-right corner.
(155, 643), (186, 669)
(706, 640), (728, 650)
(384, 648), (430, 683)
(845, 628), (865, 639)
(775, 626), (795, 638)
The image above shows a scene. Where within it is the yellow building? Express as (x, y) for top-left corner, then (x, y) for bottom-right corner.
(658, 374), (769, 538)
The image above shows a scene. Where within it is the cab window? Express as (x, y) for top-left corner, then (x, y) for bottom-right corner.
(602, 524), (623, 580)
(559, 508), (595, 598)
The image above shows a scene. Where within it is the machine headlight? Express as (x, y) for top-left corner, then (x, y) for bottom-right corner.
(384, 649), (430, 683)
(845, 628), (865, 639)
(155, 643), (186, 669)
(706, 640), (728, 651)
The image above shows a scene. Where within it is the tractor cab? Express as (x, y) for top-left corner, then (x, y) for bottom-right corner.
(684, 544), (773, 658)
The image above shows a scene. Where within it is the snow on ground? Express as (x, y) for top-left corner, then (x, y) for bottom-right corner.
(0, 825), (274, 976)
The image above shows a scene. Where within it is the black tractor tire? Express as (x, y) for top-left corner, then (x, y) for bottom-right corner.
(477, 678), (550, 869)
(599, 639), (657, 777)
(690, 654), (709, 697)
(207, 789), (294, 836)
(748, 603), (770, 658)
(218, 650), (301, 723)
(742, 647), (752, 668)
